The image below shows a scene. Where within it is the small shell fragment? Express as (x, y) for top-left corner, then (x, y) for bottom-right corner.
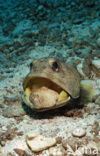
(29, 87), (59, 109)
(72, 127), (86, 138)
(26, 134), (57, 152)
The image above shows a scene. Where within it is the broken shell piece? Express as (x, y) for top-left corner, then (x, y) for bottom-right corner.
(29, 87), (59, 109)
(72, 127), (86, 138)
(26, 134), (57, 152)
(58, 91), (68, 102)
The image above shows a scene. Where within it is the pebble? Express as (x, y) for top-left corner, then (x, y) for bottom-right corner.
(72, 127), (86, 138)
(92, 59), (100, 77)
(77, 63), (86, 78)
(2, 126), (7, 131)
(26, 133), (57, 152)
(77, 59), (100, 78)
(95, 95), (100, 105)
(14, 148), (26, 156)
(92, 60), (100, 76)
(82, 58), (92, 78)
(92, 59), (100, 69)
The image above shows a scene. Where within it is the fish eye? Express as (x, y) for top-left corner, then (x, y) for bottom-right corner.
(49, 59), (59, 72)
(52, 61), (59, 69)
(52, 61), (59, 72)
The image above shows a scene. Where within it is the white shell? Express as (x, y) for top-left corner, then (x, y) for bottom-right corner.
(72, 127), (86, 138)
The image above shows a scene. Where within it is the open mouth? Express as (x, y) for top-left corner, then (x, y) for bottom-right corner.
(23, 76), (70, 111)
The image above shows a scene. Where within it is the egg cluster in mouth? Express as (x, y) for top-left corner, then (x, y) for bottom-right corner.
(23, 76), (70, 111)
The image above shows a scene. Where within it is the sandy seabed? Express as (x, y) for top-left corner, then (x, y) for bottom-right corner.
(0, 0), (100, 155)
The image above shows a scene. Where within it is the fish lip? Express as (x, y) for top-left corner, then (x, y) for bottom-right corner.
(23, 72), (71, 95)
(31, 98), (71, 112)
(39, 96), (71, 111)
(23, 74), (70, 95)
(22, 94), (71, 112)
(23, 72), (63, 89)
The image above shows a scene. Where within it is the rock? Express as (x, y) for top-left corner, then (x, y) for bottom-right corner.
(92, 121), (100, 135)
(13, 139), (28, 151)
(65, 109), (83, 118)
(96, 37), (100, 47)
(95, 95), (100, 105)
(37, 5), (44, 11)
(82, 58), (92, 78)
(92, 59), (100, 77)
(77, 59), (100, 78)
(77, 63), (86, 78)
(12, 20), (33, 37)
(72, 127), (86, 138)
(73, 17), (85, 24)
(0, 128), (16, 146)
(92, 60), (100, 69)
(14, 148), (26, 156)
(26, 133), (57, 152)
